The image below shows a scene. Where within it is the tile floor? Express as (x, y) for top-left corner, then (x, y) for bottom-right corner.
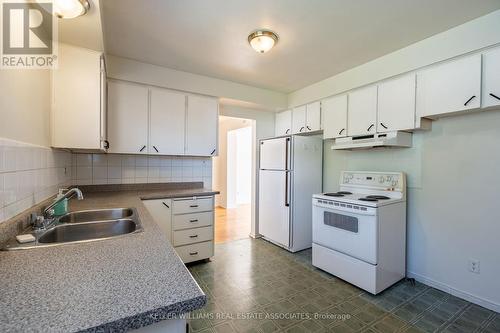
(187, 238), (499, 333)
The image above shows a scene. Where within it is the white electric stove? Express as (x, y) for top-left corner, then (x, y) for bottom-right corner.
(312, 171), (407, 294)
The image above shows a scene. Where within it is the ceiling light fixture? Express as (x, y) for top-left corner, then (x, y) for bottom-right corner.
(248, 30), (279, 54)
(53, 0), (90, 19)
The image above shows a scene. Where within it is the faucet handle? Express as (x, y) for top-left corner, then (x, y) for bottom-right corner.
(30, 214), (46, 230)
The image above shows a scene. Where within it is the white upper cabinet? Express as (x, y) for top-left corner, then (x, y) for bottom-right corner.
(306, 101), (321, 132)
(348, 85), (378, 136)
(107, 81), (149, 154)
(185, 95), (218, 156)
(377, 74), (416, 132)
(275, 110), (292, 136)
(51, 44), (106, 151)
(322, 94), (348, 139)
(482, 47), (500, 109)
(292, 105), (307, 134)
(149, 88), (186, 155)
(416, 54), (481, 118)
(292, 103), (321, 134)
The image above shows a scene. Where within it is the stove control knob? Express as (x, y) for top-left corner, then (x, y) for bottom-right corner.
(392, 180), (398, 187)
(378, 176), (385, 183)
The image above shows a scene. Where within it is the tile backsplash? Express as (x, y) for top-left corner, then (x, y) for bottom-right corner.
(0, 138), (72, 223)
(72, 153), (212, 188)
(0, 141), (213, 224)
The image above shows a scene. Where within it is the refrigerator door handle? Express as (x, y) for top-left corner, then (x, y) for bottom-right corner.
(285, 171), (290, 207)
(285, 137), (290, 170)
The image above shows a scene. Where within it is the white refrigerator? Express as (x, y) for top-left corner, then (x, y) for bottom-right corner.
(258, 135), (322, 252)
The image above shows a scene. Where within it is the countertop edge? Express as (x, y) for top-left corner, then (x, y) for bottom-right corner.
(80, 295), (207, 333)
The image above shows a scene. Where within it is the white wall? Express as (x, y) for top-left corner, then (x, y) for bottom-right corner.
(106, 55), (287, 110)
(235, 127), (252, 205)
(288, 9), (500, 107)
(213, 117), (253, 208)
(0, 70), (51, 146)
(219, 105), (275, 237)
(323, 110), (500, 312)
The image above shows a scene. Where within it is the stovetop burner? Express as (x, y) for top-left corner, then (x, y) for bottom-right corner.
(323, 191), (353, 197)
(365, 195), (390, 200)
(359, 198), (378, 202)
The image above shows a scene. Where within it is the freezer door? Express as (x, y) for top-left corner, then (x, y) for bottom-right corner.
(260, 137), (291, 170)
(258, 170), (290, 248)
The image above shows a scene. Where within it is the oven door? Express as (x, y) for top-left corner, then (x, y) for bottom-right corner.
(313, 204), (378, 265)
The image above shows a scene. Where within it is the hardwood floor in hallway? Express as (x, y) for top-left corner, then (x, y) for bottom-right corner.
(215, 204), (251, 244)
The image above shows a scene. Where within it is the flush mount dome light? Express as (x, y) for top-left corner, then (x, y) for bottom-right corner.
(248, 30), (279, 53)
(53, 0), (90, 19)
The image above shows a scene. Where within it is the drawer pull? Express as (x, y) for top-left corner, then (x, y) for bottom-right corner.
(189, 219), (199, 223)
(189, 252), (198, 256)
(189, 205), (199, 208)
(162, 202), (170, 208)
(189, 235), (198, 238)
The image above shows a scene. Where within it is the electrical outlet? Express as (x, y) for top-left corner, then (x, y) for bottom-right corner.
(468, 259), (480, 274)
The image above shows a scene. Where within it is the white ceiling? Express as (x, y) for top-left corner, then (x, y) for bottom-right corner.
(102, 0), (500, 93)
(58, 0), (104, 51)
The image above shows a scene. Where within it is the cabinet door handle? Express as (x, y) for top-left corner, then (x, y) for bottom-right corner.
(338, 128), (345, 135)
(162, 202), (169, 208)
(189, 251), (198, 255)
(299, 127), (304, 132)
(367, 124), (374, 132)
(189, 235), (199, 238)
(153, 146), (159, 153)
(464, 95), (476, 106)
(306, 126), (312, 131)
(380, 123), (388, 129)
(490, 93), (500, 101)
(189, 219), (198, 223)
(211, 149), (216, 155)
(139, 145), (146, 152)
(285, 129), (290, 134)
(103, 140), (110, 149)
(189, 205), (199, 208)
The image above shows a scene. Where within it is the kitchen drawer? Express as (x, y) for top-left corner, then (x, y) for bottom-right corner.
(173, 197), (213, 215)
(173, 226), (213, 247)
(175, 241), (214, 263)
(173, 211), (213, 231)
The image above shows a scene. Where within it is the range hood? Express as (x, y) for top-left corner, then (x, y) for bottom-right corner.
(331, 131), (412, 150)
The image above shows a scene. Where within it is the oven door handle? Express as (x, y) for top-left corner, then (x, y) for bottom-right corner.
(315, 205), (375, 216)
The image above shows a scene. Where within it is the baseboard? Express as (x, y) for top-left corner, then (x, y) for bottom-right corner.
(249, 233), (261, 239)
(407, 271), (500, 313)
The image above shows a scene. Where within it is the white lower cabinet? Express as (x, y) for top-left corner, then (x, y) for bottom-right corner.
(143, 196), (214, 263)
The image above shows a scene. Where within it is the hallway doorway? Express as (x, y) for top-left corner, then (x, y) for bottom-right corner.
(212, 116), (255, 243)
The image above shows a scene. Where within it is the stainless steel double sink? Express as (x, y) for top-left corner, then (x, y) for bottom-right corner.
(3, 208), (143, 250)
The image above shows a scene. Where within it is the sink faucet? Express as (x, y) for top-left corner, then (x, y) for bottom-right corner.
(44, 188), (84, 218)
(32, 188), (84, 230)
